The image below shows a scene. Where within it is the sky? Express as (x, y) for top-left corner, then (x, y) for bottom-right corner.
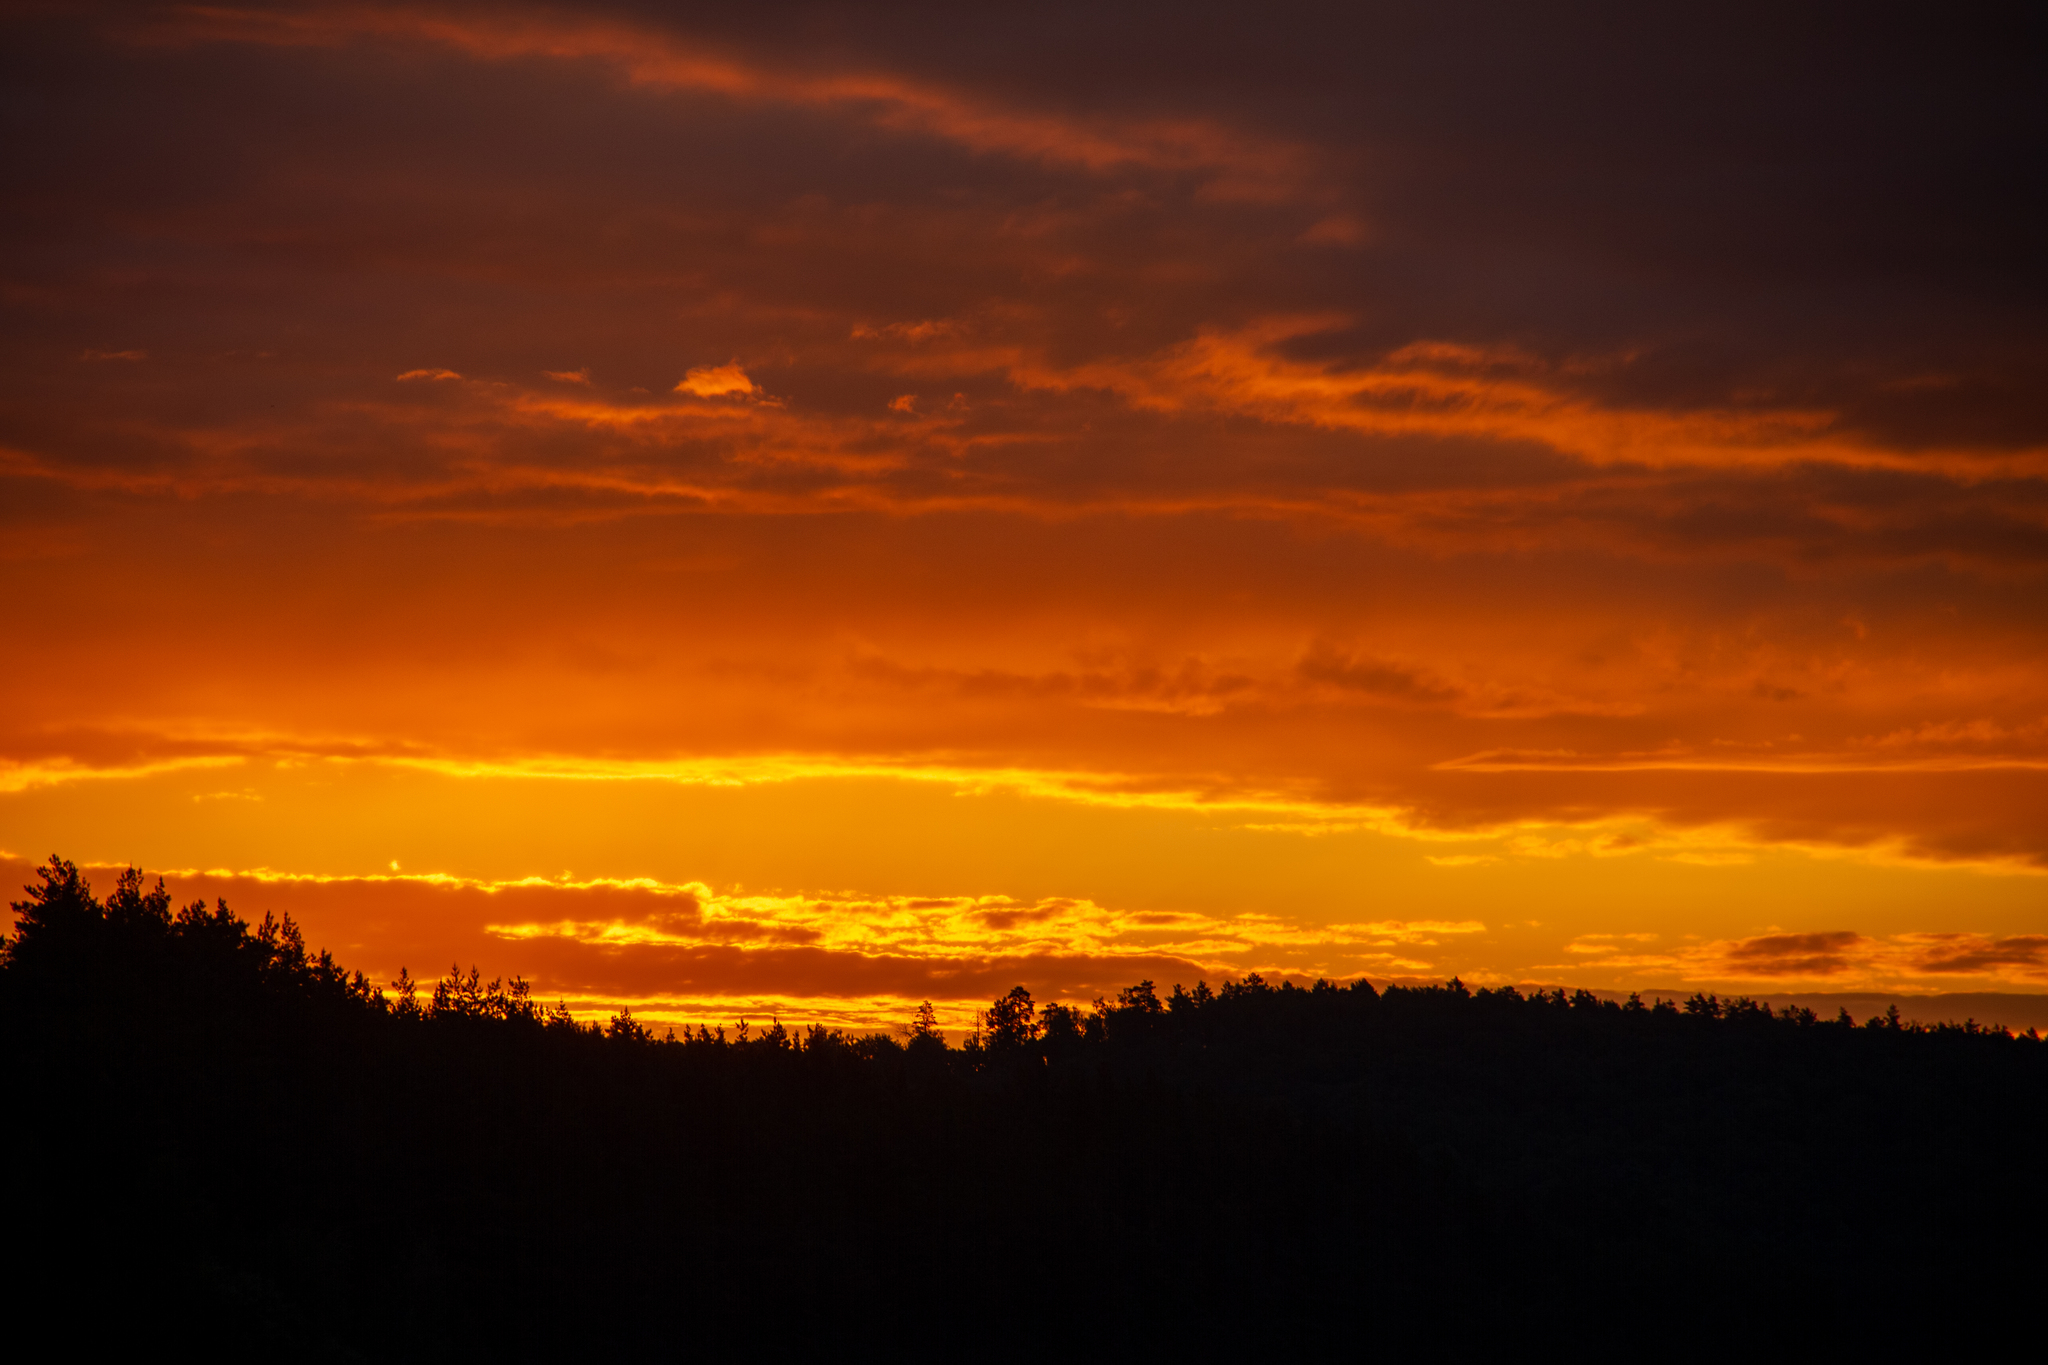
(3, 1), (2045, 1032)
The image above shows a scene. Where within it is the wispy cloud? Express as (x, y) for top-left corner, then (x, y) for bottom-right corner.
(147, 4), (1317, 193)
(1562, 929), (2048, 988)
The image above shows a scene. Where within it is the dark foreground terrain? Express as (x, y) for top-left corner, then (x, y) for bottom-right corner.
(7, 857), (2044, 1356)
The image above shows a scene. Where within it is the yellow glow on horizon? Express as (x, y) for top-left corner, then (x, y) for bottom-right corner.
(11, 745), (2044, 883)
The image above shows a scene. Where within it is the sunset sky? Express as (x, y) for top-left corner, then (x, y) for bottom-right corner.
(4, 1), (2044, 1031)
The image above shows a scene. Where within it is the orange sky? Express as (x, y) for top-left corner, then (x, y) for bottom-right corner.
(4, 1), (2044, 1031)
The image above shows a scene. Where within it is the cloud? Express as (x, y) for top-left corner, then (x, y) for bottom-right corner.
(1721, 931), (1865, 977)
(1337, 920), (1488, 944)
(674, 362), (761, 399)
(1013, 321), (2048, 480)
(1900, 934), (2048, 975)
(1558, 928), (2048, 988)
(1297, 641), (1462, 705)
(148, 2), (1317, 195)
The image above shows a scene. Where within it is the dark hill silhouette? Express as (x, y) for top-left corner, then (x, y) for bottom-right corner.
(6, 856), (2045, 1356)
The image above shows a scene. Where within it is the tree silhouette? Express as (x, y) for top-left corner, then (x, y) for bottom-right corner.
(5, 853), (2045, 1354)
(984, 984), (1038, 1048)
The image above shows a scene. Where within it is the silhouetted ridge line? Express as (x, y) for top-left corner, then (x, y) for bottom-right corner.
(5, 856), (2044, 1354)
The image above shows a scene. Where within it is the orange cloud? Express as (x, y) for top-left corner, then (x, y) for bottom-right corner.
(674, 362), (761, 400)
(1012, 320), (2048, 478)
(1558, 928), (2048, 989)
(1722, 931), (1865, 976)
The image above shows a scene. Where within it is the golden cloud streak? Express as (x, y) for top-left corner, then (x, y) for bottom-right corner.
(0, 755), (244, 794)
(12, 728), (2042, 877)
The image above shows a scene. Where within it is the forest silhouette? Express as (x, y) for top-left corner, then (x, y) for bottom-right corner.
(7, 856), (2045, 1355)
